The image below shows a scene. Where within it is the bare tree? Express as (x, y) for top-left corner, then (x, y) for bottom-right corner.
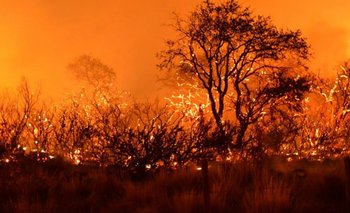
(159, 0), (310, 149)
(0, 78), (39, 156)
(25, 103), (55, 160)
(51, 94), (97, 164)
(68, 54), (116, 92)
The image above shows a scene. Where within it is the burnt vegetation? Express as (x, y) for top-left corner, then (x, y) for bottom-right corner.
(1, 0), (350, 212)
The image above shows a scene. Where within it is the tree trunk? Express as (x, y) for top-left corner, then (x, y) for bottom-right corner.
(236, 123), (248, 148)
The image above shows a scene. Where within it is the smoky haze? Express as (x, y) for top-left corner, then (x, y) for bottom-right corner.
(244, 0), (350, 75)
(0, 0), (349, 99)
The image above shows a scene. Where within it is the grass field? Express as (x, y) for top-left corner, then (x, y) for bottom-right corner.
(0, 157), (349, 213)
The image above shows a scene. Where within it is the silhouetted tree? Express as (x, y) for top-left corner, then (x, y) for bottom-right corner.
(68, 54), (116, 91)
(106, 101), (202, 171)
(51, 93), (98, 164)
(159, 0), (311, 150)
(25, 103), (55, 160)
(0, 78), (39, 155)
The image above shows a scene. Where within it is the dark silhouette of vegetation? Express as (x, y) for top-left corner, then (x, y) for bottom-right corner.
(158, 0), (311, 152)
(1, 0), (350, 211)
(0, 159), (347, 212)
(0, 0), (349, 172)
(0, 79), (39, 157)
(68, 54), (116, 91)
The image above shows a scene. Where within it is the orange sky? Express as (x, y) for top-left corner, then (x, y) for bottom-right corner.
(0, 0), (349, 99)
(244, 0), (350, 75)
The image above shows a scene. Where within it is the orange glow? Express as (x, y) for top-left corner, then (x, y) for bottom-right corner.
(0, 0), (349, 97)
(244, 0), (350, 76)
(0, 0), (201, 99)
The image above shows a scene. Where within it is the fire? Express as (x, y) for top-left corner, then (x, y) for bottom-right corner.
(2, 61), (350, 168)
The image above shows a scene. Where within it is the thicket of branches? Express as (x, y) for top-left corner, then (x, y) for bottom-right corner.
(1, 0), (350, 170)
(158, 0), (311, 153)
(0, 63), (350, 170)
(0, 82), (218, 171)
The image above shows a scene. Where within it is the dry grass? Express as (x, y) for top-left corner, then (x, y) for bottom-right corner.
(0, 158), (348, 213)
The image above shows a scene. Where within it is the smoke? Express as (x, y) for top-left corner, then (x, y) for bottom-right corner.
(244, 0), (350, 76)
(0, 0), (201, 99)
(0, 0), (349, 99)
(307, 22), (348, 76)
